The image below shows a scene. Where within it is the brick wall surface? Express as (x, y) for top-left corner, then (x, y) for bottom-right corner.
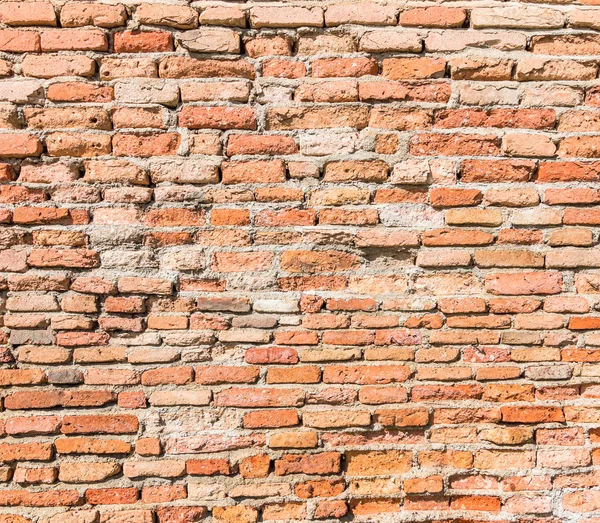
(1, 0), (600, 521)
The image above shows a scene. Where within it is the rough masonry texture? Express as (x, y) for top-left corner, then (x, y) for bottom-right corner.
(3, 0), (600, 522)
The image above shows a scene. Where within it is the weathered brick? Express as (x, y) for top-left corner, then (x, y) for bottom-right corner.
(0, 2), (57, 26)
(179, 106), (255, 130)
(22, 56), (95, 78)
(250, 6), (323, 28)
(401, 7), (466, 27)
(137, 3), (197, 29)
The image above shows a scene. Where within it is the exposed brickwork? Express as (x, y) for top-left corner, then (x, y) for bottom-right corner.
(0, 0), (600, 522)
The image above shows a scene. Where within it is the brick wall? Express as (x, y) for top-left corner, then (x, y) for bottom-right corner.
(0, 0), (599, 521)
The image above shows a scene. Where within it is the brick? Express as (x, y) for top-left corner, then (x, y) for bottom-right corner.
(410, 133), (500, 156)
(359, 81), (451, 103)
(181, 81), (250, 102)
(228, 135), (297, 156)
(40, 29), (107, 52)
(85, 488), (138, 505)
(179, 106), (255, 130)
(246, 35), (292, 57)
(0, 30), (40, 52)
(563, 491), (600, 512)
(28, 249), (99, 268)
(61, 415), (139, 434)
(200, 6), (245, 27)
(12, 466), (57, 484)
(502, 406), (565, 423)
(324, 365), (411, 384)
(179, 28), (240, 54)
(461, 159), (535, 182)
(113, 133), (180, 157)
(5, 415), (61, 435)
(114, 80), (177, 108)
(61, 3), (127, 27)
(0, 80), (44, 104)
(221, 160), (285, 184)
(137, 4), (197, 29)
(451, 57), (514, 81)
(59, 462), (120, 483)
(325, 160), (388, 182)
(382, 58), (446, 80)
(114, 31), (172, 53)
(471, 6), (563, 29)
(346, 450), (411, 475)
(245, 410), (299, 429)
(314, 500), (348, 519)
(84, 160), (148, 185)
(436, 108), (555, 130)
(281, 250), (361, 273)
(486, 272), (562, 295)
(46, 132), (111, 157)
(275, 452), (341, 475)
(401, 7), (466, 27)
(325, 3), (396, 26)
(266, 106), (370, 130)
(213, 506), (258, 523)
(250, 7), (323, 28)
(0, 489), (80, 507)
(298, 35), (355, 55)
(263, 60), (306, 78)
(159, 57), (255, 79)
(22, 56), (95, 78)
(25, 107), (111, 130)
(124, 460), (185, 479)
(0, 3), (56, 26)
(186, 459), (232, 476)
(516, 59), (597, 81)
(100, 58), (157, 80)
(47, 82), (113, 103)
(359, 32), (422, 53)
(214, 388), (304, 407)
(0, 442), (53, 461)
(313, 58), (378, 78)
(0, 134), (42, 158)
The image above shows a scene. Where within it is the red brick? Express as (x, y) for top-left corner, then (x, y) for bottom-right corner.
(410, 133), (500, 156)
(114, 31), (173, 53)
(0, 30), (40, 52)
(263, 59), (306, 78)
(221, 160), (286, 184)
(400, 7), (466, 27)
(313, 58), (378, 78)
(0, 2), (57, 26)
(275, 452), (341, 475)
(383, 58), (446, 80)
(186, 459), (232, 476)
(47, 82), (113, 103)
(179, 106), (256, 130)
(461, 159), (536, 182)
(112, 133), (180, 157)
(159, 57), (254, 79)
(227, 134), (297, 155)
(85, 488), (138, 505)
(0, 490), (80, 507)
(61, 415), (139, 434)
(0, 134), (42, 158)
